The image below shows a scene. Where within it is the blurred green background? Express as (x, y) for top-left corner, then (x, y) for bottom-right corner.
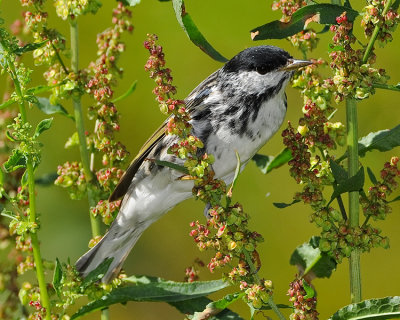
(1, 0), (400, 319)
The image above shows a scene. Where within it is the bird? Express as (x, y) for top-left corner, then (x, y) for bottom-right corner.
(76, 45), (312, 282)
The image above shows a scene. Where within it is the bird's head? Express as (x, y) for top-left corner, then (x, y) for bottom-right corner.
(220, 45), (312, 96)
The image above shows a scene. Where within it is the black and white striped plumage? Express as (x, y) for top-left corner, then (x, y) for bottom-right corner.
(76, 45), (311, 282)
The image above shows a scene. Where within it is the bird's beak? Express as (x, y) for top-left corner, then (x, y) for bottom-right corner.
(280, 59), (313, 71)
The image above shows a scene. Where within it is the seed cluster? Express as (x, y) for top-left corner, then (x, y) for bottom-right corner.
(84, 2), (133, 225)
(272, 0), (319, 52)
(184, 259), (204, 283)
(361, 157), (400, 220)
(362, 0), (400, 43)
(55, 0), (101, 21)
(55, 162), (87, 200)
(329, 13), (389, 102)
(287, 278), (319, 320)
(284, 62), (344, 211)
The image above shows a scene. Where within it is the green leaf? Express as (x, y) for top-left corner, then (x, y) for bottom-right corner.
(172, 0), (228, 63)
(290, 236), (337, 278)
(53, 258), (63, 298)
(72, 278), (229, 319)
(252, 154), (273, 174)
(302, 279), (315, 299)
(171, 296), (244, 319)
(35, 172), (58, 186)
(119, 0), (141, 5)
(344, 0), (352, 8)
(26, 83), (65, 95)
(329, 296), (400, 320)
(21, 170), (28, 187)
(393, 0), (400, 11)
(260, 304), (293, 311)
(0, 98), (16, 110)
(65, 132), (80, 149)
(273, 199), (300, 209)
(186, 292), (245, 320)
(34, 97), (74, 120)
(6, 131), (17, 142)
(252, 148), (293, 174)
(112, 80), (137, 103)
(329, 167), (365, 205)
(80, 258), (114, 291)
(358, 125), (400, 157)
(209, 292), (244, 310)
(3, 149), (26, 172)
(14, 40), (48, 55)
(1, 209), (18, 221)
(250, 4), (359, 40)
(367, 167), (378, 185)
(34, 118), (53, 138)
(330, 160), (348, 184)
(389, 195), (400, 203)
(153, 159), (189, 174)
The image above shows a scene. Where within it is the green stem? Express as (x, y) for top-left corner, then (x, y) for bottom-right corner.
(69, 20), (101, 238)
(346, 98), (362, 303)
(69, 18), (108, 320)
(51, 42), (69, 75)
(362, 0), (393, 64)
(27, 162), (52, 320)
(4, 50), (52, 320)
(242, 250), (287, 320)
(373, 82), (400, 92)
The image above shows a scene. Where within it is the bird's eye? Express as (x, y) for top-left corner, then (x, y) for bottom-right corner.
(256, 66), (268, 75)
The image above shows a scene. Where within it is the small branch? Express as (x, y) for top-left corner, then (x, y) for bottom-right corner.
(346, 98), (362, 303)
(362, 0), (393, 64)
(373, 82), (400, 92)
(243, 250), (261, 283)
(362, 215), (370, 227)
(336, 194), (348, 220)
(267, 296), (287, 320)
(242, 250), (287, 320)
(51, 42), (69, 75)
(4, 49), (52, 320)
(69, 20), (102, 238)
(70, 18), (108, 320)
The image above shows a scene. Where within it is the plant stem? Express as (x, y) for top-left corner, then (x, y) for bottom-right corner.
(5, 51), (52, 320)
(243, 250), (287, 320)
(362, 0), (393, 63)
(70, 18), (109, 320)
(346, 98), (362, 303)
(373, 82), (400, 92)
(69, 20), (101, 238)
(27, 162), (52, 320)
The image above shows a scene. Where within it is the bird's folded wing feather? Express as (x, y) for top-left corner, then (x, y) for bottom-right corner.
(108, 121), (166, 201)
(108, 70), (219, 202)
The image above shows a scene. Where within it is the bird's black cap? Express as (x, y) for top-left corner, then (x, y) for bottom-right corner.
(223, 45), (292, 74)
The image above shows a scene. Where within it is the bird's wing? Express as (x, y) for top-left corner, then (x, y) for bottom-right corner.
(109, 121), (166, 201)
(108, 70), (220, 202)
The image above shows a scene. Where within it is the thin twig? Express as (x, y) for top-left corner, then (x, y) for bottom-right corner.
(362, 0), (393, 64)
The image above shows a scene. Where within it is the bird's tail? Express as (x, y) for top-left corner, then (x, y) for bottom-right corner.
(75, 222), (143, 283)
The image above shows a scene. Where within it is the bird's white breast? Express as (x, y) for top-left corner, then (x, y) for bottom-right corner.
(207, 88), (288, 182)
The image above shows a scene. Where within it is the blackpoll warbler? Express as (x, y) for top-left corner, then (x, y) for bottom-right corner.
(76, 45), (312, 282)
